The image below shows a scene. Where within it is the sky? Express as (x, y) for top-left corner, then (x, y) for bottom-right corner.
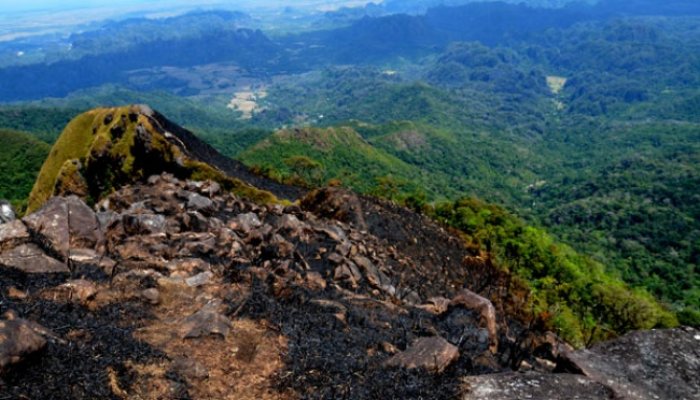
(0, 0), (379, 41)
(0, 0), (217, 13)
(0, 0), (374, 13)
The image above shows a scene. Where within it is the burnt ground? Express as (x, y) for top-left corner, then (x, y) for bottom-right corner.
(0, 267), (184, 400)
(1, 176), (550, 399)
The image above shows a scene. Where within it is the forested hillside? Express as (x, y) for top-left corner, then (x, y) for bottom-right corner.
(0, 0), (698, 330)
(0, 130), (51, 211)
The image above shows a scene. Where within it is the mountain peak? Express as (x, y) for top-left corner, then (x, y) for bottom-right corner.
(26, 105), (292, 214)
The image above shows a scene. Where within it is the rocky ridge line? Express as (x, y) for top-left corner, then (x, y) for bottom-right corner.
(0, 174), (697, 399)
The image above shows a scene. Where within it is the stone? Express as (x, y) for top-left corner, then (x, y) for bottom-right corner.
(0, 244), (69, 273)
(179, 234), (217, 256)
(229, 213), (262, 233)
(384, 336), (459, 373)
(141, 288), (160, 305)
(186, 271), (214, 287)
(327, 252), (345, 265)
(181, 211), (209, 232)
(315, 225), (347, 243)
(300, 187), (367, 230)
(60, 280), (98, 303)
(122, 213), (167, 236)
(180, 302), (231, 339)
(0, 317), (48, 373)
(23, 196), (104, 260)
(305, 271), (327, 291)
(334, 262), (362, 287)
(0, 201), (16, 224)
(450, 289), (498, 353)
(0, 220), (30, 252)
(275, 214), (304, 234)
(462, 372), (614, 400)
(167, 258), (210, 274)
(557, 328), (700, 400)
(186, 192), (214, 214)
(353, 256), (381, 287)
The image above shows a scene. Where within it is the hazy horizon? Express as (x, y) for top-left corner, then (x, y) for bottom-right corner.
(0, 0), (381, 13)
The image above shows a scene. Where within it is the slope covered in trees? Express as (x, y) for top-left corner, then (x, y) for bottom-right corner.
(0, 130), (51, 211)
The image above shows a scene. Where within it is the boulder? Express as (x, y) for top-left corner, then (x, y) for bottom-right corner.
(180, 302), (231, 339)
(384, 336), (459, 373)
(300, 187), (367, 230)
(0, 316), (48, 374)
(0, 244), (69, 273)
(122, 213), (167, 236)
(0, 219), (30, 252)
(229, 213), (263, 234)
(23, 196), (104, 260)
(462, 372), (614, 399)
(557, 328), (700, 400)
(450, 289), (498, 353)
(184, 192), (215, 215)
(0, 201), (16, 224)
(334, 262), (363, 288)
(353, 256), (390, 290)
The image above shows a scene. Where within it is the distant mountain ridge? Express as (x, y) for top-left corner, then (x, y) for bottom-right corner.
(4, 0), (700, 101)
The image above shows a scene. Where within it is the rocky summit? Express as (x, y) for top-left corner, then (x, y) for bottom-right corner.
(0, 107), (698, 399)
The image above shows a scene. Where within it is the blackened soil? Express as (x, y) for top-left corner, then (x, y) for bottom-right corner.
(0, 267), (174, 400)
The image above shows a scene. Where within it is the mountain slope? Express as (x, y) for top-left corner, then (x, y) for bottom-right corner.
(0, 106), (694, 399)
(0, 129), (51, 210)
(240, 126), (437, 196)
(240, 123), (676, 345)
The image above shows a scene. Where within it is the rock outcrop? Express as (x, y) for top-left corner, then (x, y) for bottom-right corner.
(0, 174), (527, 398)
(557, 327), (700, 399)
(2, 173), (697, 399)
(26, 105), (296, 214)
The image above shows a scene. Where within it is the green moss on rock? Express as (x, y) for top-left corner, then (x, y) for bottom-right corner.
(27, 105), (277, 213)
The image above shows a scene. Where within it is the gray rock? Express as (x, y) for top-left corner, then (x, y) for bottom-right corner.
(122, 213), (167, 235)
(315, 225), (347, 243)
(0, 201), (16, 224)
(384, 336), (459, 373)
(462, 372), (614, 400)
(0, 244), (69, 273)
(180, 302), (231, 339)
(186, 193), (214, 214)
(141, 288), (160, 305)
(450, 289), (498, 353)
(558, 328), (700, 400)
(23, 196), (103, 260)
(275, 214), (304, 234)
(0, 220), (30, 252)
(186, 271), (214, 287)
(229, 213), (262, 233)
